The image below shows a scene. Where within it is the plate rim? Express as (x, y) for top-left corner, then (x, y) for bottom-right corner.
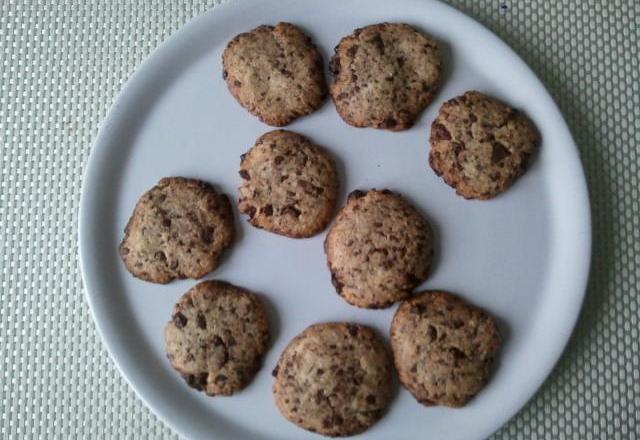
(78, 0), (592, 438)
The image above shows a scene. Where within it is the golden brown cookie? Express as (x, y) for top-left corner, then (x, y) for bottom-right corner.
(330, 22), (442, 130)
(238, 130), (339, 238)
(390, 291), (501, 407)
(118, 177), (234, 284)
(164, 280), (270, 396)
(272, 323), (393, 436)
(429, 90), (539, 199)
(222, 23), (327, 126)
(324, 189), (434, 308)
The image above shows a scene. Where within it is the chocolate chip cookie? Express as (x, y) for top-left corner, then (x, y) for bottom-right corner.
(164, 280), (270, 396)
(222, 22), (327, 126)
(118, 177), (234, 284)
(390, 291), (501, 407)
(429, 90), (539, 199)
(238, 130), (339, 238)
(324, 189), (434, 308)
(330, 22), (442, 130)
(272, 323), (393, 436)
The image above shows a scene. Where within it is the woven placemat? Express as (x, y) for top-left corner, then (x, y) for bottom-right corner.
(0, 1), (637, 438)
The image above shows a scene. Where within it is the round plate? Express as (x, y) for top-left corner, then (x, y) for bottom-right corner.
(79, 0), (591, 439)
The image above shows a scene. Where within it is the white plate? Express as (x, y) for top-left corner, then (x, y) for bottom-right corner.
(78, 0), (591, 439)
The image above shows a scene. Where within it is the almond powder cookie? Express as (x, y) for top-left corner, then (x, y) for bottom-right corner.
(238, 130), (338, 238)
(390, 291), (501, 407)
(118, 177), (234, 284)
(330, 22), (442, 130)
(324, 189), (434, 309)
(272, 323), (392, 437)
(429, 90), (539, 199)
(222, 23), (327, 126)
(164, 280), (270, 396)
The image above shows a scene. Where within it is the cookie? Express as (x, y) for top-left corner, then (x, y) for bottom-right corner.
(330, 22), (442, 130)
(164, 280), (270, 396)
(324, 189), (434, 309)
(222, 23), (327, 126)
(428, 90), (539, 199)
(118, 177), (234, 284)
(272, 323), (392, 436)
(238, 130), (339, 238)
(390, 291), (501, 407)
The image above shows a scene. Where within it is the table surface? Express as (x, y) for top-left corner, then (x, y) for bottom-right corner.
(0, 1), (637, 438)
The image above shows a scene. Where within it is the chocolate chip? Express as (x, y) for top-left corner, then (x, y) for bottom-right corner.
(173, 312), (187, 328)
(169, 260), (178, 270)
(432, 122), (452, 141)
(244, 206), (257, 218)
(212, 335), (224, 346)
(322, 414), (344, 429)
(449, 347), (467, 361)
(186, 211), (198, 223)
(491, 142), (510, 163)
(262, 204), (273, 216)
(382, 117), (397, 128)
(330, 55), (341, 75)
(410, 364), (418, 373)
(162, 217), (172, 227)
(316, 368), (324, 376)
(331, 273), (344, 292)
(240, 153), (246, 162)
(196, 312), (206, 329)
(453, 141), (465, 155)
(346, 324), (359, 337)
(201, 226), (214, 244)
(382, 260), (394, 269)
(299, 180), (322, 196)
(214, 374), (227, 383)
(366, 394), (376, 404)
(222, 70), (228, 79)
(154, 251), (166, 261)
(239, 169), (250, 180)
(282, 205), (300, 218)
(184, 373), (207, 390)
(272, 364), (280, 377)
(274, 155), (284, 165)
(411, 303), (426, 315)
(348, 189), (366, 199)
(370, 33), (385, 53)
(315, 389), (325, 404)
(233, 80), (241, 87)
(347, 45), (359, 57)
(397, 56), (405, 67)
(428, 325), (437, 340)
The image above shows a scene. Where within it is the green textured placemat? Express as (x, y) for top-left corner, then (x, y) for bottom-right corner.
(0, 1), (637, 438)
